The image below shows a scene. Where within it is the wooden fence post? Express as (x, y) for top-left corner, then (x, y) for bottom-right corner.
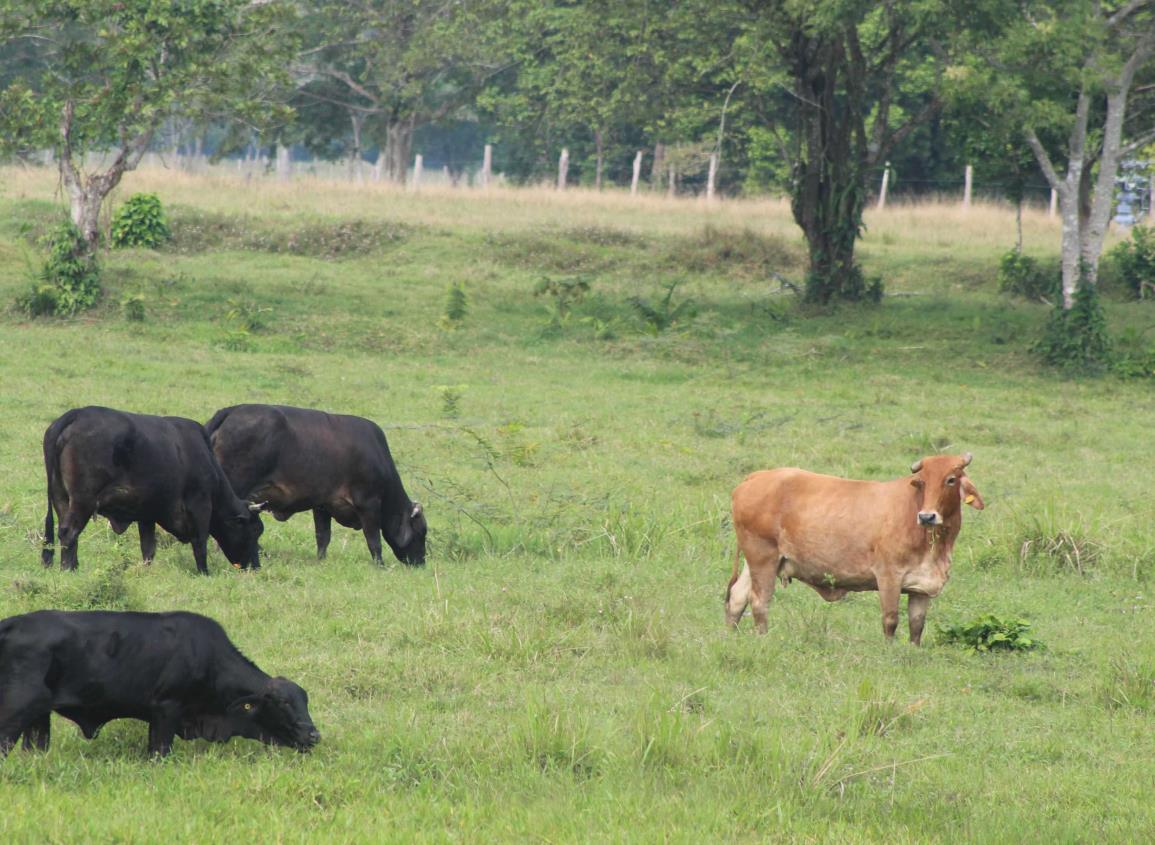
(876, 161), (890, 210)
(558, 148), (569, 190)
(481, 144), (492, 188)
(276, 144), (292, 183)
(706, 153), (718, 202)
(630, 151), (643, 196)
(667, 165), (676, 198)
(410, 154), (423, 191)
(963, 164), (973, 208)
(1049, 188), (1058, 218)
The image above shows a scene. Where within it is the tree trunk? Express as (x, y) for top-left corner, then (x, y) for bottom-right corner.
(651, 142), (666, 189)
(57, 100), (153, 253)
(349, 111), (365, 182)
(383, 117), (414, 184)
(594, 129), (604, 190)
(789, 34), (870, 304)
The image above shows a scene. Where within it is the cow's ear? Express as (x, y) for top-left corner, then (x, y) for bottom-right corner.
(961, 477), (985, 510)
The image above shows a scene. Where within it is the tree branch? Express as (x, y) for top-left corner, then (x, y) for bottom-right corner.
(1025, 128), (1063, 193)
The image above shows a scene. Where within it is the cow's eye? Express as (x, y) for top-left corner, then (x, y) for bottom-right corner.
(946, 477), (957, 486)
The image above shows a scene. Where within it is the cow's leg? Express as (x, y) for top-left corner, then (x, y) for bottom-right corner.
(748, 559), (779, 635)
(877, 575), (902, 641)
(191, 533), (210, 575)
(313, 509), (332, 560)
(0, 683), (52, 755)
(21, 712), (50, 751)
(907, 593), (931, 646)
(357, 503), (384, 564)
(148, 703), (181, 757)
(57, 502), (95, 571)
(139, 521), (157, 564)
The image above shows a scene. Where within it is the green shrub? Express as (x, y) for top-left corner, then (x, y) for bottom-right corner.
(1112, 327), (1155, 379)
(629, 278), (695, 333)
(1104, 224), (1155, 300)
(16, 219), (101, 317)
(937, 613), (1042, 653)
(1034, 279), (1112, 374)
(997, 249), (1059, 301)
(120, 293), (147, 322)
(441, 282), (467, 326)
(110, 193), (170, 248)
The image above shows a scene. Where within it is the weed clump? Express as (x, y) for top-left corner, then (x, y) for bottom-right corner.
(665, 225), (801, 280)
(1034, 279), (1112, 375)
(167, 208), (408, 258)
(15, 219), (101, 317)
(1104, 224), (1155, 300)
(110, 193), (170, 248)
(937, 613), (1041, 652)
(997, 249), (1060, 301)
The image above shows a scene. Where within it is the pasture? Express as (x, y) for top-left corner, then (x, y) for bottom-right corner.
(0, 166), (1153, 843)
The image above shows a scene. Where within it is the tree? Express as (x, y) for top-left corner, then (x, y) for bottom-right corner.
(955, 0), (1155, 309)
(734, 0), (949, 303)
(0, 0), (296, 252)
(296, 0), (508, 184)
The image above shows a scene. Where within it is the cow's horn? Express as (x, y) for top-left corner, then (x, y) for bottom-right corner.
(961, 452), (972, 467)
(910, 459), (923, 473)
(410, 502), (423, 518)
(248, 501), (267, 512)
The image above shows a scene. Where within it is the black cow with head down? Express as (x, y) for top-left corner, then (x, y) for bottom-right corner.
(41, 406), (263, 574)
(205, 404), (426, 566)
(0, 610), (319, 757)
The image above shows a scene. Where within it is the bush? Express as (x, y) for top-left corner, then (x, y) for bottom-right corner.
(15, 219), (101, 317)
(1104, 224), (1155, 300)
(1034, 279), (1112, 374)
(110, 193), (170, 248)
(937, 613), (1042, 653)
(997, 249), (1060, 301)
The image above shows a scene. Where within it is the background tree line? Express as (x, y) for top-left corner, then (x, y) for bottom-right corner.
(2, 0), (1154, 324)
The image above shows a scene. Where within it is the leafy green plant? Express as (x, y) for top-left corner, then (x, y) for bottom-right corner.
(937, 613), (1042, 653)
(110, 193), (171, 248)
(441, 282), (468, 327)
(534, 275), (590, 326)
(629, 279), (695, 334)
(997, 249), (1060, 301)
(1034, 278), (1112, 374)
(1112, 327), (1155, 379)
(16, 219), (101, 316)
(1104, 224), (1155, 300)
(120, 292), (146, 322)
(224, 296), (272, 332)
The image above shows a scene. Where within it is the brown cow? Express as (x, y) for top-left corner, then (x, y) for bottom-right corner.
(725, 453), (984, 644)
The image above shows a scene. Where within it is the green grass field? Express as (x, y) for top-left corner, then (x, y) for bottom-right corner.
(1, 166), (1154, 843)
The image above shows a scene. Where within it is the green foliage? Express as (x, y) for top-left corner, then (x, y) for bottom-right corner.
(937, 614), (1042, 653)
(1104, 224), (1155, 300)
(167, 209), (409, 258)
(534, 274), (590, 328)
(16, 219), (101, 317)
(997, 250), (1059, 301)
(110, 193), (170, 248)
(1035, 279), (1112, 374)
(442, 282), (468, 326)
(120, 293), (146, 322)
(628, 279), (695, 333)
(1112, 327), (1155, 380)
(224, 297), (272, 333)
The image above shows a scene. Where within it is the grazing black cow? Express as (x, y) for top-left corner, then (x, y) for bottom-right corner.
(206, 404), (427, 566)
(42, 406), (263, 574)
(0, 610), (319, 757)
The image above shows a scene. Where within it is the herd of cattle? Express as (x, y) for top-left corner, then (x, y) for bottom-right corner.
(0, 401), (983, 758)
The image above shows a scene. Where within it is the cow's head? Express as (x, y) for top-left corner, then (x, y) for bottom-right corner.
(212, 503), (265, 569)
(909, 452), (984, 528)
(217, 677), (320, 752)
(386, 501), (427, 566)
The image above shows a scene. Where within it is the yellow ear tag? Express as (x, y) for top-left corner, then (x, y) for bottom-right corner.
(244, 703), (253, 711)
(965, 495), (975, 504)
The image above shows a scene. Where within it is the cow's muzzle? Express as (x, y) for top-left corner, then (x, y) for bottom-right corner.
(917, 512), (940, 526)
(296, 728), (321, 752)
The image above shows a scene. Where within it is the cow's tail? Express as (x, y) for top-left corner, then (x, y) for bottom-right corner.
(724, 543), (744, 604)
(41, 419), (64, 568)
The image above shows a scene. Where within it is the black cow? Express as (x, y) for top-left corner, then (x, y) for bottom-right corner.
(42, 406), (263, 574)
(0, 610), (319, 757)
(206, 404), (426, 566)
